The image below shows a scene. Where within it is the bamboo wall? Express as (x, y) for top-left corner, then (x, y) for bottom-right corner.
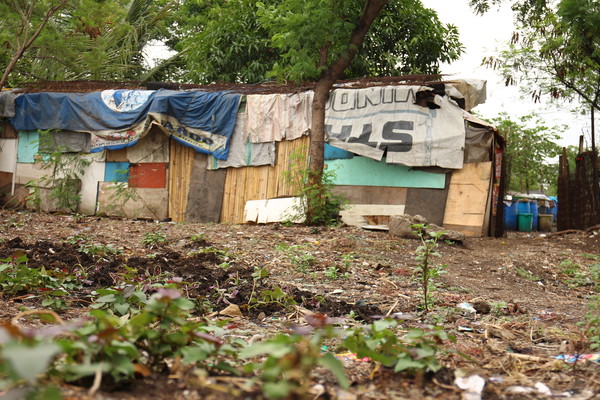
(220, 136), (310, 223)
(168, 140), (195, 222)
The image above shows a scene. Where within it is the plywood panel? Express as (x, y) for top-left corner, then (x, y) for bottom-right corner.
(127, 126), (169, 163)
(442, 162), (492, 237)
(79, 161), (105, 215)
(332, 186), (407, 205)
(0, 139), (17, 172)
(129, 163), (167, 188)
(326, 157), (446, 188)
(405, 174), (450, 226)
(97, 181), (168, 220)
(185, 152), (226, 223)
(220, 136), (310, 223)
(17, 131), (39, 163)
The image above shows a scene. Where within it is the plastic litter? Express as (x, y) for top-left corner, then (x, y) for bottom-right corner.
(556, 353), (600, 363)
(458, 302), (477, 313)
(455, 374), (485, 400)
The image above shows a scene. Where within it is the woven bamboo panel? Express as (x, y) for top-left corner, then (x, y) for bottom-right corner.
(220, 136), (310, 223)
(168, 140), (194, 222)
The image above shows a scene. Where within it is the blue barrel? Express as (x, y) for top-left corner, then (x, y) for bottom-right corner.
(517, 201), (530, 214)
(531, 201), (538, 231)
(504, 202), (518, 230)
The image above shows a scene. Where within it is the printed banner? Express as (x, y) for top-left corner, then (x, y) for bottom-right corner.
(325, 86), (466, 169)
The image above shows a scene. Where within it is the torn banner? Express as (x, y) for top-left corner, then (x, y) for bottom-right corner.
(10, 89), (241, 160)
(325, 86), (466, 169)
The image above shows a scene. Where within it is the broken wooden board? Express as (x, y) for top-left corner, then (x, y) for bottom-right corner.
(340, 204), (406, 227)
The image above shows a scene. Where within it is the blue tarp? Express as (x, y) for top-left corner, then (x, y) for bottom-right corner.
(10, 89), (241, 160)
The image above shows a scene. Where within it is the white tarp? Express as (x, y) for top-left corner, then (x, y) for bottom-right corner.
(325, 85), (466, 169)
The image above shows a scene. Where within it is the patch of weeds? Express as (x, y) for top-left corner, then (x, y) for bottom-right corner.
(66, 234), (123, 258)
(579, 295), (600, 350)
(411, 225), (446, 313)
(0, 255), (84, 310)
(559, 259), (580, 276)
(189, 233), (207, 244)
(581, 254), (600, 261)
(276, 243), (316, 273)
(515, 267), (539, 281)
(342, 318), (454, 373)
(141, 231), (168, 248)
(324, 266), (349, 280)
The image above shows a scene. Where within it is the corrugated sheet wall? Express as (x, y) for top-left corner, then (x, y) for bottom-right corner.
(220, 136), (310, 223)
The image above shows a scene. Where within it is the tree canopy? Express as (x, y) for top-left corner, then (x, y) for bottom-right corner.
(491, 112), (563, 194)
(0, 0), (175, 88)
(178, 0), (463, 84)
(472, 0), (600, 114)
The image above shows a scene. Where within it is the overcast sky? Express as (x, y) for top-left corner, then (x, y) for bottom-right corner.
(421, 0), (590, 148)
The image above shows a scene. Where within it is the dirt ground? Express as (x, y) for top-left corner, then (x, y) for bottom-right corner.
(0, 209), (599, 399)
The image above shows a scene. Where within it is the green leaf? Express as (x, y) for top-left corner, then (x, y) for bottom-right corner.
(317, 353), (349, 388)
(393, 357), (425, 372)
(2, 342), (61, 382)
(180, 346), (210, 364)
(263, 381), (296, 399)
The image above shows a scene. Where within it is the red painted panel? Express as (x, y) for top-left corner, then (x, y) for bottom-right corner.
(129, 163), (167, 188)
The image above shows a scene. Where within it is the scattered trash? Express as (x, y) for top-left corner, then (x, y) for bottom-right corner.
(335, 352), (371, 362)
(391, 312), (415, 320)
(455, 374), (485, 400)
(458, 302), (477, 314)
(506, 382), (552, 396)
(458, 326), (474, 332)
(556, 353), (600, 363)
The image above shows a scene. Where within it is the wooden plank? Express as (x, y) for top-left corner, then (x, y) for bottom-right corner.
(340, 204), (406, 226)
(332, 186), (407, 205)
(442, 162), (492, 237)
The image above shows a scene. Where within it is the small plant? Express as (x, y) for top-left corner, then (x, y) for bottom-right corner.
(251, 286), (297, 311)
(142, 231), (168, 248)
(240, 314), (348, 399)
(411, 225), (446, 313)
(342, 319), (454, 374)
(282, 149), (347, 226)
(515, 267), (539, 281)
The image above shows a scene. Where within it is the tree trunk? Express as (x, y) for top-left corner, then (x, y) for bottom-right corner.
(305, 0), (387, 220)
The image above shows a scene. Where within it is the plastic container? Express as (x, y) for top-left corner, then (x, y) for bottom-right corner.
(517, 201), (530, 214)
(538, 214), (553, 232)
(531, 201), (539, 231)
(517, 213), (533, 232)
(503, 202), (518, 231)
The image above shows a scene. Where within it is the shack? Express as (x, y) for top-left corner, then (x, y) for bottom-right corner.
(0, 78), (505, 237)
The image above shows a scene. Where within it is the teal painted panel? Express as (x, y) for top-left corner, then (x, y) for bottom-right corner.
(17, 131), (39, 163)
(326, 157), (446, 189)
